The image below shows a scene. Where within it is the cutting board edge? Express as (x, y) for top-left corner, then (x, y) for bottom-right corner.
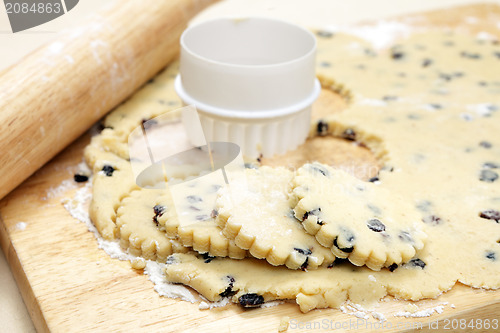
(0, 215), (50, 333)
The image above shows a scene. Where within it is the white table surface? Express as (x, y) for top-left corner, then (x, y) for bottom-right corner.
(1, 0), (498, 332)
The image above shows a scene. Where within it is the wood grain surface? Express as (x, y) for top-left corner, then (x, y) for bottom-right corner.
(1, 3), (500, 333)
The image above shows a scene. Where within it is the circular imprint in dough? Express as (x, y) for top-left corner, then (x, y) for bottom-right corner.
(260, 87), (382, 181)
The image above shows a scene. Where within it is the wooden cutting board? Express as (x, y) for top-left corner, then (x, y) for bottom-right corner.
(2, 4), (500, 333)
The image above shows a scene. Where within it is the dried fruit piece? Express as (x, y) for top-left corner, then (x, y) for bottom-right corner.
(342, 128), (357, 141)
(479, 141), (492, 149)
(460, 51), (481, 59)
(153, 205), (166, 226)
(422, 58), (433, 67)
(382, 95), (399, 102)
(391, 49), (405, 60)
(219, 276), (236, 298)
(239, 293), (265, 307)
(367, 219), (386, 232)
(333, 236), (354, 253)
(483, 162), (499, 169)
(422, 215), (443, 226)
(316, 30), (334, 38)
(408, 258), (426, 269)
(186, 195), (203, 204)
(479, 169), (499, 183)
(101, 165), (115, 177)
(479, 210), (500, 222)
(74, 174), (89, 183)
(486, 252), (496, 261)
(202, 253), (215, 263)
(388, 263), (398, 272)
(317, 120), (329, 136)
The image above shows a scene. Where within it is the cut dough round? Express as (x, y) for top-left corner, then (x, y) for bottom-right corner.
(293, 162), (427, 270)
(116, 188), (188, 261)
(216, 167), (335, 269)
(156, 172), (247, 259)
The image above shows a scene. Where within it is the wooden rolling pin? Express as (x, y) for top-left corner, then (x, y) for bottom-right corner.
(0, 0), (218, 200)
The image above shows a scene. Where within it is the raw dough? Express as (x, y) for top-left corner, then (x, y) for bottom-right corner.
(293, 162), (426, 271)
(116, 188), (188, 261)
(216, 166), (335, 269)
(313, 30), (500, 290)
(84, 29), (500, 312)
(164, 252), (383, 313)
(157, 172), (247, 259)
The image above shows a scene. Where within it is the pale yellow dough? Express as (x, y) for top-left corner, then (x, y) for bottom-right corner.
(116, 188), (188, 261)
(85, 29), (500, 312)
(164, 247), (454, 313)
(216, 166), (335, 269)
(157, 172), (247, 259)
(164, 252), (384, 313)
(313, 31), (500, 290)
(293, 162), (427, 270)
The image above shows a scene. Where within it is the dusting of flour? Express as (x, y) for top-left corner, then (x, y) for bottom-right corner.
(61, 178), (199, 304)
(60, 177), (329, 310)
(321, 20), (414, 50)
(16, 222), (27, 231)
(394, 303), (450, 318)
(44, 179), (78, 200)
(60, 176), (283, 309)
(60, 175), (456, 317)
(340, 301), (387, 322)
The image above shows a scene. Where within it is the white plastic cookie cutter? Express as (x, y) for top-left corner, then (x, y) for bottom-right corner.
(174, 17), (321, 158)
(128, 105), (247, 227)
